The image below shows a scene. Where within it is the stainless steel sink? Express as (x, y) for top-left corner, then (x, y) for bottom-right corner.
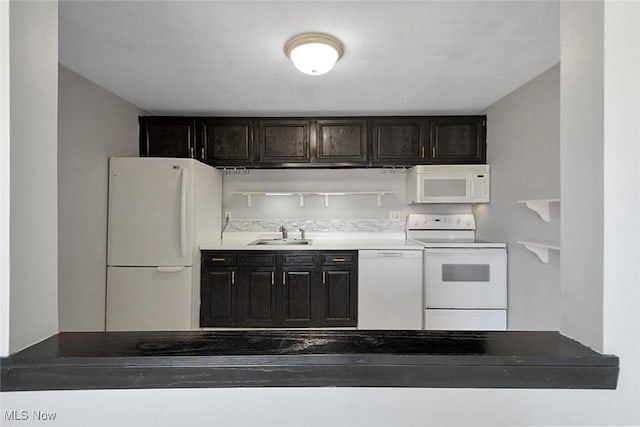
(248, 238), (312, 246)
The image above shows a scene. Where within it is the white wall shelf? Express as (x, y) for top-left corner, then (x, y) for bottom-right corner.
(232, 191), (396, 208)
(517, 199), (560, 222)
(517, 240), (560, 264)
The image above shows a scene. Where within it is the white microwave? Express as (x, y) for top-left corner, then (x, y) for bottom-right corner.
(405, 165), (490, 204)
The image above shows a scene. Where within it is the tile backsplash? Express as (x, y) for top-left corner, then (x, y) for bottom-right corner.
(226, 218), (405, 233)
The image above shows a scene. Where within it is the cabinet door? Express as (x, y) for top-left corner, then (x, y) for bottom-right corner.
(200, 265), (236, 327)
(139, 117), (196, 158)
(320, 252), (358, 326)
(200, 253), (237, 327)
(429, 117), (486, 164)
(257, 119), (311, 165)
(237, 253), (278, 326)
(238, 268), (278, 326)
(279, 252), (320, 327)
(321, 268), (357, 326)
(200, 119), (255, 166)
(280, 269), (317, 326)
(370, 118), (427, 165)
(315, 119), (368, 165)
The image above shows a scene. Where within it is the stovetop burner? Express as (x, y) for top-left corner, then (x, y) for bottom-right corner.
(406, 214), (506, 249)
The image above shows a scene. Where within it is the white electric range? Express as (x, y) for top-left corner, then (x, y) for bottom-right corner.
(406, 213), (508, 330)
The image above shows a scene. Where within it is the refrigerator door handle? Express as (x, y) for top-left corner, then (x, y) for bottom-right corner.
(156, 266), (185, 273)
(180, 167), (187, 258)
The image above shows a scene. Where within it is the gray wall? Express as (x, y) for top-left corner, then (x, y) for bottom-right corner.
(559, 0), (604, 350)
(475, 65), (560, 330)
(58, 65), (143, 331)
(8, 0), (59, 353)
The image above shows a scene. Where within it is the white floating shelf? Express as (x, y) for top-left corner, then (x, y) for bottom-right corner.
(517, 240), (560, 264)
(233, 191), (396, 208)
(517, 199), (560, 222)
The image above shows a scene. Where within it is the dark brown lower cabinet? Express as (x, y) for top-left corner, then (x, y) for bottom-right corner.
(238, 267), (278, 327)
(320, 252), (358, 326)
(200, 253), (237, 327)
(281, 268), (316, 327)
(200, 268), (236, 327)
(322, 270), (357, 326)
(200, 250), (357, 328)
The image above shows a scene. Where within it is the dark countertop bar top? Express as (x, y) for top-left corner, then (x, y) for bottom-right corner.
(1, 330), (619, 391)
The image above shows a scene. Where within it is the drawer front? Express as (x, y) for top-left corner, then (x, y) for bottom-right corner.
(240, 253), (277, 266)
(322, 252), (357, 265)
(281, 252), (318, 266)
(202, 252), (236, 266)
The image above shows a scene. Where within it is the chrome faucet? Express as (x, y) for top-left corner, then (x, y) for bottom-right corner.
(298, 228), (306, 240)
(279, 225), (288, 239)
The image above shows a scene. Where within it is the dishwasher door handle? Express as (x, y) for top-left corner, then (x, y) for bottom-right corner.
(377, 252), (404, 257)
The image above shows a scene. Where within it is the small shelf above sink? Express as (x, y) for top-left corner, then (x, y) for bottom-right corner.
(233, 191), (395, 208)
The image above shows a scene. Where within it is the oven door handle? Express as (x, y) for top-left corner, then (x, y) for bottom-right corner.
(424, 248), (506, 255)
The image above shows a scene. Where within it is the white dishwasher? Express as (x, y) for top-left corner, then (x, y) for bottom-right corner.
(357, 250), (423, 330)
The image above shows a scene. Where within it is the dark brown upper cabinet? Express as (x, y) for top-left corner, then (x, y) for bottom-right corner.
(199, 119), (255, 166)
(370, 118), (428, 165)
(139, 116), (196, 158)
(429, 116), (486, 164)
(138, 115), (487, 168)
(315, 119), (368, 165)
(257, 119), (312, 165)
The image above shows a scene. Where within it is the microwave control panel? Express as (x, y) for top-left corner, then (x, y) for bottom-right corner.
(471, 174), (490, 202)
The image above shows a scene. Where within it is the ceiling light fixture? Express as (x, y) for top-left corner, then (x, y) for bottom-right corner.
(284, 33), (344, 76)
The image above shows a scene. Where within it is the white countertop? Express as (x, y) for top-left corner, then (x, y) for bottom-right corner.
(200, 232), (424, 251)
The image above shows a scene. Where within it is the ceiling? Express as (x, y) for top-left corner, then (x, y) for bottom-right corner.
(59, 1), (559, 116)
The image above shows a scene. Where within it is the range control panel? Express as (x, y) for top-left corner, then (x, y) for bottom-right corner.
(406, 214), (476, 230)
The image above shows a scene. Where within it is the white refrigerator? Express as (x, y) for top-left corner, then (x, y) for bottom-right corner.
(106, 157), (221, 331)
